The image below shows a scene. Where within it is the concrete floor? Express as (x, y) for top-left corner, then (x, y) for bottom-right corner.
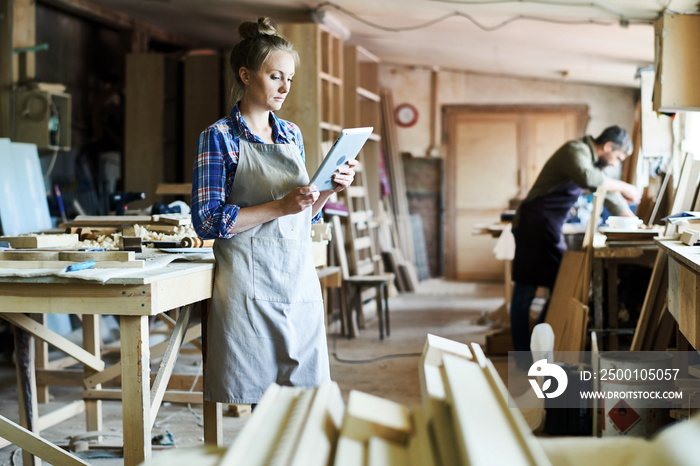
(0, 278), (504, 465)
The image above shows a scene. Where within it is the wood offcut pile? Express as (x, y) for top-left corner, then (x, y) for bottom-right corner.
(0, 214), (212, 253)
(0, 214), (212, 270)
(144, 334), (700, 466)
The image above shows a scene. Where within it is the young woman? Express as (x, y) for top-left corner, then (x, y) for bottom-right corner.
(191, 17), (356, 404)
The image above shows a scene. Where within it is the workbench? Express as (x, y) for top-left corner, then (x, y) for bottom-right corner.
(0, 259), (215, 466)
(656, 239), (700, 350)
(592, 235), (658, 350)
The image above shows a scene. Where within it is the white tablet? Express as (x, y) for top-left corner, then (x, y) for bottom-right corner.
(310, 127), (373, 191)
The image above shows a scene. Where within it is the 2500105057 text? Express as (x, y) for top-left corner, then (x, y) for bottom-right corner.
(579, 368), (680, 381)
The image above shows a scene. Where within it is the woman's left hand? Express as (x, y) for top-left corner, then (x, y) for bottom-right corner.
(331, 159), (357, 192)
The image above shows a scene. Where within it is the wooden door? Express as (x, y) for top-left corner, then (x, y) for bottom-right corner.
(444, 105), (588, 281)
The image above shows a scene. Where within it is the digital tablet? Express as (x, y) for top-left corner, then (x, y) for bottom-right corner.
(310, 127), (373, 191)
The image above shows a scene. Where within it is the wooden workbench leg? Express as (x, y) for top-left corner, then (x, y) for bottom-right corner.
(14, 326), (41, 466)
(32, 314), (50, 404)
(82, 315), (102, 434)
(201, 300), (222, 446)
(203, 401), (222, 446)
(120, 316), (151, 466)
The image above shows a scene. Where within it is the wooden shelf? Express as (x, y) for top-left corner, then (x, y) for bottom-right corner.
(344, 45), (382, 216)
(356, 87), (380, 102)
(277, 23), (344, 173)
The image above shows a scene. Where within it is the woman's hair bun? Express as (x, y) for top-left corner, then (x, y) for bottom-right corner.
(238, 17), (277, 40)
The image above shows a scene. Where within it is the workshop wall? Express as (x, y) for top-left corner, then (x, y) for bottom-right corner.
(35, 3), (127, 217)
(380, 64), (638, 158)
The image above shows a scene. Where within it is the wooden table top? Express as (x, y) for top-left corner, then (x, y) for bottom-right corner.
(657, 239), (700, 274)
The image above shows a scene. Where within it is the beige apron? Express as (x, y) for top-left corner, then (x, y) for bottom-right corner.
(205, 137), (329, 404)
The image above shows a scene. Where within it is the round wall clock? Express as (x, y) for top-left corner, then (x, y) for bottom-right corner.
(394, 103), (419, 128)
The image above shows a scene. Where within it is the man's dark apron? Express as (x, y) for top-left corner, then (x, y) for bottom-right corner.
(512, 181), (584, 288)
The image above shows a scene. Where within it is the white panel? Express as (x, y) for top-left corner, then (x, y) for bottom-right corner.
(0, 139), (52, 236)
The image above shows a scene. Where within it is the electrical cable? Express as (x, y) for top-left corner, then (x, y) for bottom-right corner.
(313, 0), (668, 33)
(43, 98), (61, 181)
(427, 0), (630, 19)
(330, 325), (421, 364)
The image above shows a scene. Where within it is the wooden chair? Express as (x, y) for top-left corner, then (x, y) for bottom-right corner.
(331, 216), (394, 339)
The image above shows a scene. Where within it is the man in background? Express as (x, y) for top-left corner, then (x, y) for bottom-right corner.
(510, 126), (641, 361)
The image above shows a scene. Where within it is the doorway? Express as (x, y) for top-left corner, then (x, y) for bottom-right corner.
(444, 105), (589, 281)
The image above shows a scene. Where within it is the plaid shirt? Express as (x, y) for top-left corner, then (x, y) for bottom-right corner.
(191, 103), (318, 239)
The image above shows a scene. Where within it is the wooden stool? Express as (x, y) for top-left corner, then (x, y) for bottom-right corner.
(346, 275), (393, 340)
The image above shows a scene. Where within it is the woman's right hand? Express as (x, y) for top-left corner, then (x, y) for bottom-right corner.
(278, 186), (320, 215)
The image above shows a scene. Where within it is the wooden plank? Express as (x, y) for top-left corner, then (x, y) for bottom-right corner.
(14, 325), (39, 466)
(289, 381), (344, 466)
(0, 414), (89, 466)
(631, 251), (668, 350)
(407, 407), (438, 466)
(84, 323), (200, 388)
(441, 354), (533, 466)
(0, 234), (78, 248)
(334, 436), (365, 466)
(0, 251), (61, 260)
(0, 268), (213, 317)
(183, 53), (221, 184)
(579, 191), (605, 303)
(0, 260), (145, 269)
(150, 305), (192, 427)
(59, 215), (153, 227)
(470, 343), (552, 466)
(218, 384), (298, 465)
(125, 53), (165, 210)
(82, 314), (102, 434)
(2, 313), (105, 371)
(544, 250), (585, 352)
(37, 400), (85, 431)
(340, 389), (412, 444)
(58, 251), (135, 262)
(367, 436), (409, 466)
(84, 388), (202, 404)
(120, 315), (152, 465)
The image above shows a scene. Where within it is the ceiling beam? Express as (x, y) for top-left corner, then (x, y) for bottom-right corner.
(39, 0), (200, 47)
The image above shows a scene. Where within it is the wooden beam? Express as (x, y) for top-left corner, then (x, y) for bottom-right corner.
(120, 315), (151, 465)
(150, 305), (192, 427)
(84, 323), (201, 388)
(37, 400), (85, 431)
(341, 389), (412, 445)
(84, 388), (202, 405)
(441, 354), (535, 465)
(2, 313), (105, 372)
(14, 326), (39, 466)
(0, 414), (89, 466)
(83, 314), (102, 434)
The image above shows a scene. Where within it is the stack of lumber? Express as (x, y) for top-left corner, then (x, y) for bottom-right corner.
(144, 334), (551, 466)
(379, 89), (419, 291)
(0, 214), (211, 252)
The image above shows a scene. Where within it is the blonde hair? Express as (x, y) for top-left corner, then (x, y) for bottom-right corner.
(229, 17), (299, 104)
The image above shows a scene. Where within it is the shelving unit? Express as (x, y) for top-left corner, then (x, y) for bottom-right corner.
(277, 23), (344, 174)
(341, 45), (386, 277)
(344, 45), (382, 215)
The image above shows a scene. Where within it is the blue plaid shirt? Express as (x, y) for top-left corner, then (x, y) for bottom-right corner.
(191, 103), (319, 239)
